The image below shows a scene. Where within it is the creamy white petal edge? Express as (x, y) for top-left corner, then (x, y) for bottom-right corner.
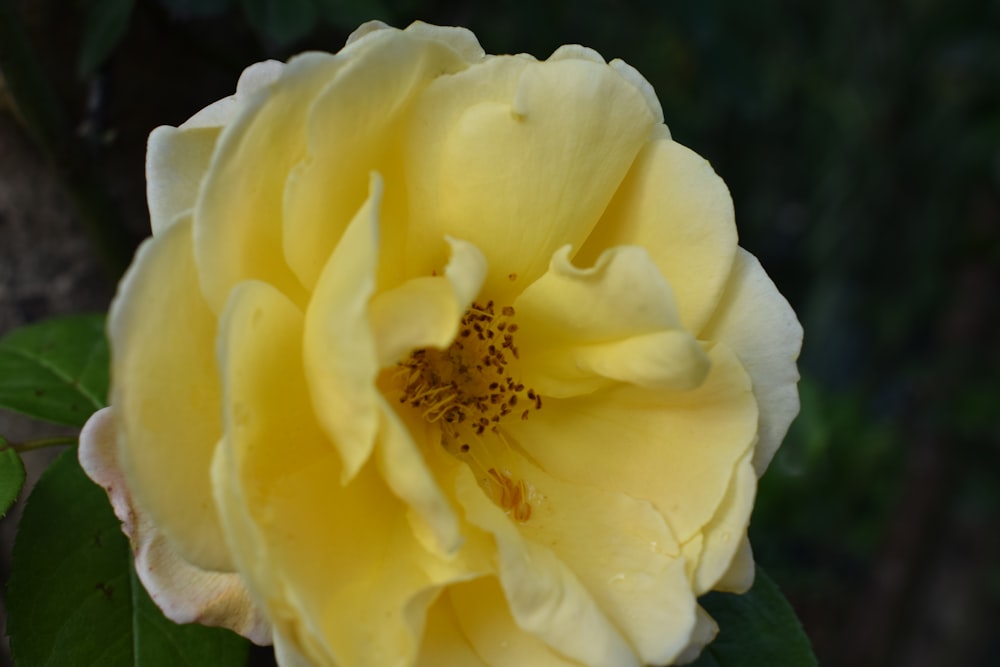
(78, 407), (272, 645)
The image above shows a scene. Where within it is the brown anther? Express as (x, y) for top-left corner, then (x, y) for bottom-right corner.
(508, 273), (517, 281)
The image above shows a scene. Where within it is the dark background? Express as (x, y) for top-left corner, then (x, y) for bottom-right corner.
(1, 1), (998, 665)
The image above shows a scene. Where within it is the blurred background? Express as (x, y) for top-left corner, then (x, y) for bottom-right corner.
(0, 0), (997, 665)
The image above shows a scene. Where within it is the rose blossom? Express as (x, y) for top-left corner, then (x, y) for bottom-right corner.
(80, 20), (802, 666)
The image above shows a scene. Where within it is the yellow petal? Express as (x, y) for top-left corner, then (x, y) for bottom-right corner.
(146, 126), (220, 235)
(490, 446), (699, 665)
(368, 236), (486, 367)
(713, 534), (755, 594)
(403, 21), (486, 62)
(405, 53), (657, 301)
(416, 594), (488, 667)
(109, 216), (231, 571)
(701, 249), (803, 475)
(673, 605), (719, 665)
(686, 451), (756, 595)
(282, 28), (472, 290)
(514, 245), (708, 397)
(449, 578), (586, 667)
(577, 134), (737, 332)
(375, 400), (462, 556)
(505, 342), (757, 545)
(455, 466), (640, 667)
(215, 278), (476, 667)
(194, 52), (343, 312)
(302, 176), (383, 483)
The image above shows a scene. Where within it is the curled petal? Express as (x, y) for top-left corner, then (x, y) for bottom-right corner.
(515, 245), (708, 397)
(579, 135), (737, 332)
(369, 236), (487, 367)
(79, 408), (271, 644)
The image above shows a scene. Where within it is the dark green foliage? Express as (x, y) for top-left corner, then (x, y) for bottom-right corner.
(7, 449), (250, 666)
(78, 0), (136, 78)
(690, 567), (817, 667)
(0, 315), (109, 426)
(0, 437), (26, 517)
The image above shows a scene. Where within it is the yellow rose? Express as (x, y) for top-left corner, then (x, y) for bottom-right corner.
(79, 20), (802, 667)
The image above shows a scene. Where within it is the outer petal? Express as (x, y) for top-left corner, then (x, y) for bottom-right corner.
(282, 27), (472, 290)
(79, 408), (270, 643)
(146, 61), (284, 235)
(674, 606), (720, 665)
(506, 342), (757, 546)
(577, 134), (737, 332)
(109, 216), (231, 571)
(713, 534), (755, 594)
(403, 21), (486, 62)
(194, 52), (344, 313)
(146, 126), (220, 235)
(514, 245), (708, 397)
(405, 52), (657, 301)
(701, 249), (803, 475)
(302, 177), (383, 483)
(454, 466), (640, 667)
(214, 279), (479, 667)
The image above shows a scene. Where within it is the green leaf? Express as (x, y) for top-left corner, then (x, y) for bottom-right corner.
(7, 448), (251, 666)
(78, 0), (137, 79)
(0, 315), (109, 426)
(241, 0), (318, 46)
(690, 566), (817, 666)
(0, 436), (26, 517)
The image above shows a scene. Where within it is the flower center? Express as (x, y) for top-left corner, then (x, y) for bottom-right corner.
(395, 300), (540, 521)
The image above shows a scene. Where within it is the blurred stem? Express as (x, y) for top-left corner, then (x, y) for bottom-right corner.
(2, 436), (76, 453)
(0, 0), (132, 279)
